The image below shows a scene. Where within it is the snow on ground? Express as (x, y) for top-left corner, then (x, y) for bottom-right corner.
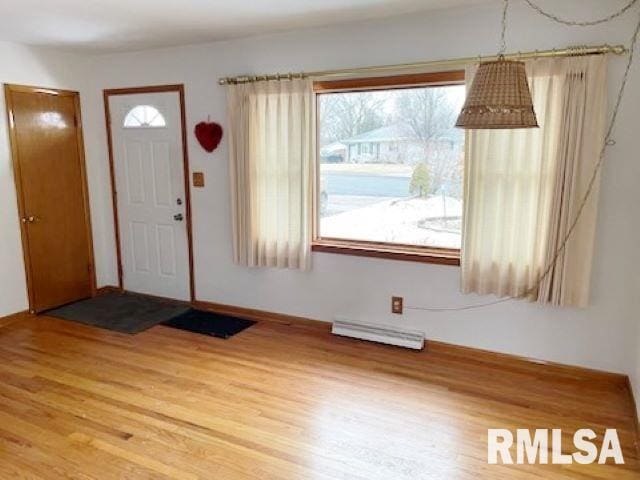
(320, 195), (462, 249)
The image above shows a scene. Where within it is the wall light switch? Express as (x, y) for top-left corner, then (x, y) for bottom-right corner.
(193, 172), (205, 188)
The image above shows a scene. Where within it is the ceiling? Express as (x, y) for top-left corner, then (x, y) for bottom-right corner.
(0, 0), (489, 53)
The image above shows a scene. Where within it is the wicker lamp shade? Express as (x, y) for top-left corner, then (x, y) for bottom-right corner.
(456, 58), (538, 129)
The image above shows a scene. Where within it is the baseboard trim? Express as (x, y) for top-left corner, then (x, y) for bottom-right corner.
(193, 298), (627, 383)
(0, 310), (29, 328)
(625, 376), (640, 456)
(1, 285), (121, 326)
(8, 288), (629, 383)
(427, 339), (627, 382)
(0, 287), (120, 325)
(96, 285), (123, 295)
(193, 299), (330, 331)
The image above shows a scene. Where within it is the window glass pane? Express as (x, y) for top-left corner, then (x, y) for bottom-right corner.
(318, 84), (465, 250)
(123, 105), (166, 128)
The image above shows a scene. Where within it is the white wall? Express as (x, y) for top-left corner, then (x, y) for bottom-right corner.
(0, 42), (94, 317)
(78, 0), (640, 376)
(2, 1), (639, 381)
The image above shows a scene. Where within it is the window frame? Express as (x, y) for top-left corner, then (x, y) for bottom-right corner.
(312, 70), (466, 266)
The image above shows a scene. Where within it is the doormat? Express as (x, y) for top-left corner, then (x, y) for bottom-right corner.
(45, 292), (190, 334)
(162, 308), (256, 339)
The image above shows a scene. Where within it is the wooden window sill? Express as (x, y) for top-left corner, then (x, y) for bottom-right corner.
(311, 240), (460, 266)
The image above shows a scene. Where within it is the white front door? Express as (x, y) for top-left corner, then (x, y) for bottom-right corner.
(109, 91), (190, 301)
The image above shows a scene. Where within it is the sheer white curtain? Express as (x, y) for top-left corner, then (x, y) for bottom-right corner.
(227, 78), (315, 270)
(461, 55), (607, 307)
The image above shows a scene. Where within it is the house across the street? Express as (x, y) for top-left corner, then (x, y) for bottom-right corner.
(321, 122), (463, 164)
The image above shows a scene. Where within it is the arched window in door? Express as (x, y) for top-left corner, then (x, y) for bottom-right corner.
(123, 105), (166, 128)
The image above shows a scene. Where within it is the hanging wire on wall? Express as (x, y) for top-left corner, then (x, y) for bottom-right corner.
(406, 0), (640, 313)
(523, 0), (639, 27)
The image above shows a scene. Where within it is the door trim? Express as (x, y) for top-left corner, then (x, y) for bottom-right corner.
(103, 84), (195, 302)
(4, 84), (97, 313)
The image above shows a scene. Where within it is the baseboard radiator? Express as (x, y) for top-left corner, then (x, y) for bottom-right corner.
(332, 318), (425, 350)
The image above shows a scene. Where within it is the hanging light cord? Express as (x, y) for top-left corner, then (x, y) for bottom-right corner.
(406, 3), (640, 313)
(523, 0), (639, 27)
(499, 0), (509, 55)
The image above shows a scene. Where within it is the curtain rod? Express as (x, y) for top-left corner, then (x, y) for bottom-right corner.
(218, 44), (627, 85)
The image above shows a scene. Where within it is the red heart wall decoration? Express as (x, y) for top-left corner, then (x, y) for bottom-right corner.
(194, 121), (223, 153)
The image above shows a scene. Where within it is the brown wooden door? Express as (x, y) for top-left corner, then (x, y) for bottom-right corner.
(5, 85), (95, 313)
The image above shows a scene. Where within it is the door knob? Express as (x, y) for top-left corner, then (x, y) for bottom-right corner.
(173, 213), (184, 221)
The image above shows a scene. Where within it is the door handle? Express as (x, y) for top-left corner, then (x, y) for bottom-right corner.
(173, 213), (184, 221)
(21, 216), (39, 223)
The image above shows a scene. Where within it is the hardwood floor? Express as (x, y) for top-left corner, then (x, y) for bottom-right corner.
(0, 312), (637, 479)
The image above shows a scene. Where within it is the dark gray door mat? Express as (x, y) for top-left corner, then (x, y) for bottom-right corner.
(44, 291), (190, 334)
(162, 308), (256, 339)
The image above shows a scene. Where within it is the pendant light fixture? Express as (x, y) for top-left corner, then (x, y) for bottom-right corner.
(456, 0), (539, 129)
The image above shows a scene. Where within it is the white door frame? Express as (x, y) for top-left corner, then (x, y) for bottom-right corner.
(104, 84), (195, 301)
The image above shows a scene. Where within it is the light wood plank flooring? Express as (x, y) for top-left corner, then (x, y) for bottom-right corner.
(0, 312), (637, 479)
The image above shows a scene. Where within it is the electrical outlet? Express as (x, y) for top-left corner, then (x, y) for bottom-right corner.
(391, 296), (403, 314)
